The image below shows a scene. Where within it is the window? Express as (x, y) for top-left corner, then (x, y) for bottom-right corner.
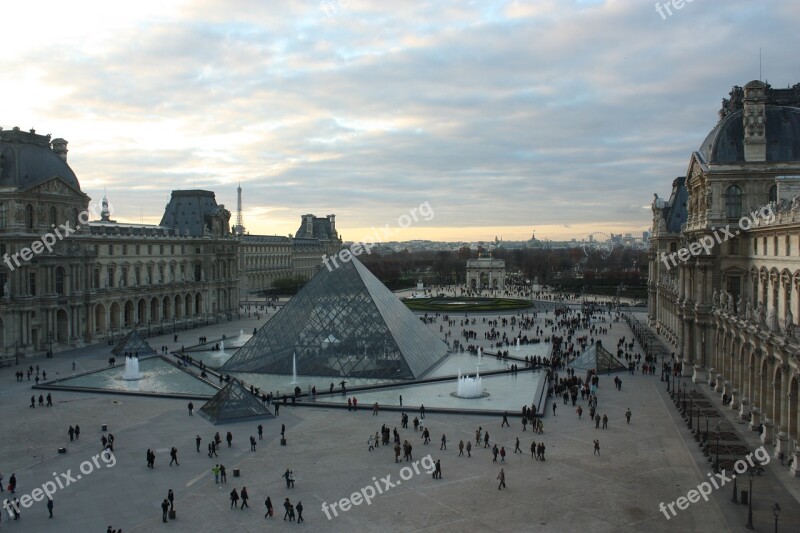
(121, 266), (128, 287)
(753, 238), (758, 255)
(108, 244), (113, 255)
(728, 239), (739, 256)
(787, 235), (791, 257)
(774, 236), (778, 256)
(669, 243), (678, 253)
(0, 203), (6, 228)
(94, 268), (100, 289)
(725, 185), (742, 219)
(49, 206), (57, 227)
(769, 184), (777, 204)
(763, 237), (767, 255)
(135, 245), (140, 255)
(29, 272), (36, 295)
(25, 204), (34, 229)
(171, 245), (175, 254)
(135, 267), (141, 285)
(148, 245), (152, 254)
(159, 245), (164, 254)
(55, 267), (65, 294)
(107, 267), (114, 287)
(181, 245), (185, 254)
(122, 245), (128, 256)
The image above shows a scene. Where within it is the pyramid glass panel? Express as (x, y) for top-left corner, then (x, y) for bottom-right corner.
(199, 379), (274, 424)
(221, 256), (449, 379)
(568, 342), (627, 373)
(111, 330), (157, 356)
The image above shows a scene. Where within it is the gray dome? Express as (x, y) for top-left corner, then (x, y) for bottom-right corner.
(698, 106), (800, 164)
(0, 128), (80, 191)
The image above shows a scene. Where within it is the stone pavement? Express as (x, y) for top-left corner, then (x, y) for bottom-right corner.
(0, 298), (798, 531)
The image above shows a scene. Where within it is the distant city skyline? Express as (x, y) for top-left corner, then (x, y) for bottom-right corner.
(3, 1), (799, 241)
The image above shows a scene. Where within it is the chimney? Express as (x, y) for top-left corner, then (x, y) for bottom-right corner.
(743, 80), (767, 162)
(327, 214), (336, 236)
(305, 214), (314, 237)
(52, 138), (69, 162)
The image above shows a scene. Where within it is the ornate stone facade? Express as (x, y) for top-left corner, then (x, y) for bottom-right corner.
(648, 81), (800, 472)
(466, 254), (506, 289)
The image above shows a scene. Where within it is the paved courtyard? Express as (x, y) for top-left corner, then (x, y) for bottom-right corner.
(2, 296), (799, 532)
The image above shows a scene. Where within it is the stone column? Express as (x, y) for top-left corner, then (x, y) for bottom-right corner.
(693, 321), (708, 383)
(775, 364), (791, 459)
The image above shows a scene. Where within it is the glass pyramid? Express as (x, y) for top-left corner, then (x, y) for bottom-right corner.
(221, 256), (449, 380)
(111, 330), (157, 356)
(568, 342), (627, 373)
(198, 378), (274, 424)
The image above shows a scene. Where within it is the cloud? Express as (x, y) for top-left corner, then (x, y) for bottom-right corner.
(2, 0), (799, 240)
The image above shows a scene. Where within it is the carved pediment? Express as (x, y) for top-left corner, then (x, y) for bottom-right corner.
(21, 176), (88, 200)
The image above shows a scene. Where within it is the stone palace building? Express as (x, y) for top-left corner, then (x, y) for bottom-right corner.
(0, 126), (341, 359)
(648, 80), (800, 472)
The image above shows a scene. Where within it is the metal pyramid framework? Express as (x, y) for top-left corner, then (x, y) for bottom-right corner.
(221, 256), (449, 380)
(111, 330), (157, 356)
(198, 379), (274, 425)
(568, 342), (627, 373)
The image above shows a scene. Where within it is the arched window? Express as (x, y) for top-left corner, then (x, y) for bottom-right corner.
(725, 185), (742, 219)
(768, 184), (777, 204)
(0, 203), (6, 228)
(25, 204), (34, 229)
(49, 205), (57, 227)
(55, 267), (65, 295)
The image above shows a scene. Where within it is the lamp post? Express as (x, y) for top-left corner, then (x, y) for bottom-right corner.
(731, 452), (738, 503)
(688, 391), (693, 429)
(772, 502), (780, 533)
(746, 469), (754, 529)
(714, 423), (721, 473)
(47, 331), (54, 358)
(696, 399), (701, 438)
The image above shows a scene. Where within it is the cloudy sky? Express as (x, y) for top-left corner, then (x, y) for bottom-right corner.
(3, 0), (799, 242)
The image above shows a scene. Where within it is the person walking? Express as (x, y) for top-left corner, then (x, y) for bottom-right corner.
(492, 444), (499, 462)
(484, 431), (490, 448)
(167, 489), (175, 511)
(625, 408), (632, 424)
(250, 436), (257, 451)
(497, 468), (506, 490)
(258, 424), (263, 440)
(226, 431), (233, 448)
(47, 496), (53, 518)
(296, 501), (304, 522)
(220, 465), (227, 483)
(466, 441), (472, 457)
(499, 446), (506, 463)
(531, 441), (536, 459)
(420, 404), (425, 419)
(230, 488), (239, 509)
(283, 498), (292, 520)
(434, 460), (442, 479)
(196, 435), (202, 453)
(188, 402), (194, 416)
(458, 440), (464, 456)
(213, 464), (220, 483)
(501, 411), (509, 427)
(593, 439), (600, 455)
(576, 406), (583, 419)
(8, 474), (16, 494)
(594, 414), (601, 429)
(264, 496), (274, 518)
(602, 414), (608, 429)
(46, 393), (53, 407)
(514, 437), (521, 453)
(283, 469), (292, 488)
(169, 447), (179, 466)
(68, 426), (75, 442)
(552, 402), (557, 416)
(75, 425), (80, 440)
(440, 434), (447, 450)
(240, 487), (249, 509)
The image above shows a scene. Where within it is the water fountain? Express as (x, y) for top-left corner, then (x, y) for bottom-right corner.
(455, 368), (485, 398)
(291, 353), (298, 384)
(516, 338), (520, 351)
(477, 347), (483, 366)
(219, 340), (225, 354)
(239, 329), (245, 339)
(122, 356), (143, 380)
